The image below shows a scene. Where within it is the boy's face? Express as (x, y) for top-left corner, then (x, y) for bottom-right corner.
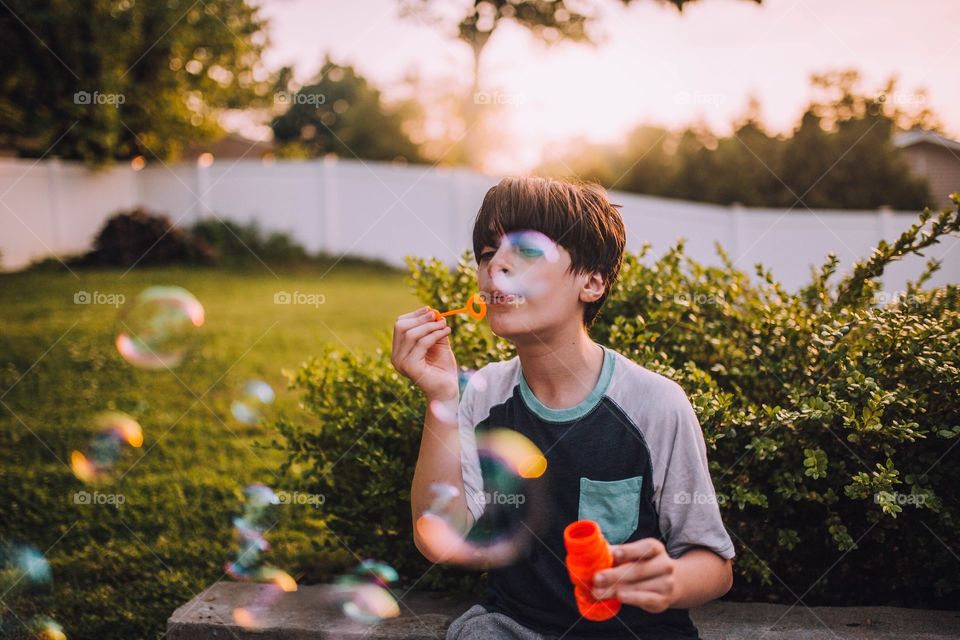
(477, 231), (604, 343)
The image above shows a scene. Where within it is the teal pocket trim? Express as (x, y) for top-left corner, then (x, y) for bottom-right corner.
(578, 475), (643, 545)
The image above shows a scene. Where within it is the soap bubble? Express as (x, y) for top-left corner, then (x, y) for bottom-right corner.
(458, 368), (488, 396)
(490, 230), (560, 301)
(341, 583), (400, 623)
(225, 484), (281, 580)
(502, 230), (559, 263)
(70, 412), (143, 483)
(427, 482), (461, 514)
(226, 484), (298, 628)
(332, 559), (400, 624)
(0, 543), (52, 596)
(431, 369), (490, 421)
(231, 572), (297, 630)
(0, 546), (63, 639)
(116, 286), (205, 369)
(415, 428), (547, 569)
(349, 559), (399, 587)
(231, 379), (276, 425)
(31, 616), (67, 640)
(428, 398), (457, 423)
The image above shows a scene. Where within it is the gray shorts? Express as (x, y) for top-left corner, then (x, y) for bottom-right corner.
(446, 604), (557, 640)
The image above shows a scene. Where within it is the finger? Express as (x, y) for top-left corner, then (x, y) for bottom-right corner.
(597, 572), (672, 600)
(611, 538), (664, 564)
(593, 558), (670, 598)
(407, 324), (452, 364)
(399, 318), (447, 357)
(395, 311), (439, 334)
(393, 308), (429, 347)
(394, 317), (446, 362)
(397, 306), (432, 321)
(616, 585), (673, 614)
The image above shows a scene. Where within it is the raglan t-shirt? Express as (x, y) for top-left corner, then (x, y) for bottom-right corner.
(458, 345), (736, 640)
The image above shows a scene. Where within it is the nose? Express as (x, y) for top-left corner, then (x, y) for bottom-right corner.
(486, 245), (512, 280)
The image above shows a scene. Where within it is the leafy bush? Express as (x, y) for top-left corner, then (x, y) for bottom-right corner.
(78, 208), (216, 267)
(276, 196), (960, 607)
(26, 209), (396, 272)
(189, 218), (308, 267)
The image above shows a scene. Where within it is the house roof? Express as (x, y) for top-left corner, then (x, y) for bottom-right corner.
(893, 129), (960, 153)
(182, 133), (275, 160)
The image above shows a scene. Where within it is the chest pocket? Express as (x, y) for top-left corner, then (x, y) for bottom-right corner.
(578, 476), (643, 545)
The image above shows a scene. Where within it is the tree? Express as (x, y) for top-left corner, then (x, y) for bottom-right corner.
(270, 58), (423, 163)
(0, 0), (273, 165)
(399, 0), (760, 168)
(544, 70), (934, 210)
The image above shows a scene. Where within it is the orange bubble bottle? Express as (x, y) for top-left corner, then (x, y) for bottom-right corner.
(563, 520), (621, 622)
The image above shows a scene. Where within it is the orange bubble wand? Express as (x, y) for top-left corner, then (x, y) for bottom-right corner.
(564, 520), (621, 622)
(429, 293), (486, 322)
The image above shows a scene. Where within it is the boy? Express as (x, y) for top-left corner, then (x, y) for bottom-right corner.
(391, 177), (734, 639)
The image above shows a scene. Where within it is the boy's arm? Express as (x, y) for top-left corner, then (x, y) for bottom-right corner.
(410, 391), (474, 560)
(671, 547), (733, 608)
(592, 539), (733, 613)
(390, 306), (473, 562)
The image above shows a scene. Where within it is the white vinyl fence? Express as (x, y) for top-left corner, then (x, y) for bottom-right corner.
(1, 156), (957, 295)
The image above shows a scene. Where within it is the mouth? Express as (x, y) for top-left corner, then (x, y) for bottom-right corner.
(484, 290), (524, 307)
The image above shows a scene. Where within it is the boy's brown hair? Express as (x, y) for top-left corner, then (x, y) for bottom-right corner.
(472, 176), (626, 327)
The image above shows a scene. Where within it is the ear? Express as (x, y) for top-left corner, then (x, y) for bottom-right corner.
(579, 272), (605, 304)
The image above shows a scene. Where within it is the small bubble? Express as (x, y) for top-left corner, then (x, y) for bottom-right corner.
(231, 380), (276, 425)
(70, 412), (143, 483)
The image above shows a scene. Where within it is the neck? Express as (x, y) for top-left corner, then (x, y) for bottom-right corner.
(516, 324), (604, 410)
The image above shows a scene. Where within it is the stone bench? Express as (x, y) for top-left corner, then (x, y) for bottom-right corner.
(167, 582), (960, 639)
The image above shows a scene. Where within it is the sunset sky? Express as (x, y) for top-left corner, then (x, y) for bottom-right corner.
(252, 0), (960, 173)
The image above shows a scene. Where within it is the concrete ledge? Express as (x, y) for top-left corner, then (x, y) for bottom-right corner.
(167, 582), (960, 639)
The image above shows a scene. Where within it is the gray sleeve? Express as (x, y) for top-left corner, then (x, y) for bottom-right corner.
(458, 381), (485, 524)
(656, 383), (736, 560)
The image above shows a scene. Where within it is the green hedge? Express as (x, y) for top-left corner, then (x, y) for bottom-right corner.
(276, 196), (960, 607)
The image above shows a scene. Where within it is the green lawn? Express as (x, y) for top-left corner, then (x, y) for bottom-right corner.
(0, 264), (418, 639)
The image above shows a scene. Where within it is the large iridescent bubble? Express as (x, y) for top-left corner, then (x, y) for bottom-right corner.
(116, 286), (205, 369)
(415, 428), (547, 569)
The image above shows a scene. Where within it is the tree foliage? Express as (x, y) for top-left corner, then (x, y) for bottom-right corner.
(271, 58), (423, 163)
(544, 71), (935, 210)
(0, 0), (273, 165)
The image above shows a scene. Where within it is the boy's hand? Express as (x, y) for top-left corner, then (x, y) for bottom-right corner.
(591, 538), (677, 613)
(391, 306), (459, 402)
